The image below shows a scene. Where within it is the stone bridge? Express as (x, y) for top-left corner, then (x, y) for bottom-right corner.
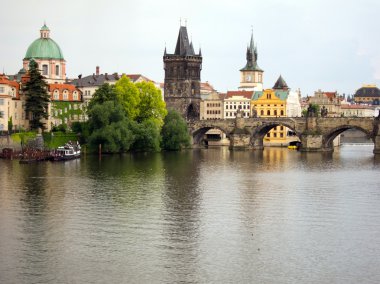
(188, 115), (380, 154)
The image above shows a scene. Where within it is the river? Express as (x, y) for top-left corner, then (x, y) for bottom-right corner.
(1, 145), (380, 283)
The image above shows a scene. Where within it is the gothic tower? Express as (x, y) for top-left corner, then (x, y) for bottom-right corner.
(163, 26), (202, 120)
(238, 32), (264, 91)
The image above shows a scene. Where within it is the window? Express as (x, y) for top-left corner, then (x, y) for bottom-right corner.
(280, 126), (284, 130)
(0, 87), (4, 93)
(73, 92), (78, 100)
(0, 98), (4, 105)
(43, 64), (48, 75)
(281, 110), (284, 116)
(54, 91), (59, 100)
(267, 110), (271, 115)
(0, 111), (4, 117)
(260, 110), (264, 116)
(56, 65), (59, 76)
(63, 91), (68, 100)
(267, 133), (270, 137)
(274, 110), (278, 116)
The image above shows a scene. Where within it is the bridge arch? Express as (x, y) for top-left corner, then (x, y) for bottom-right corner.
(249, 120), (302, 149)
(191, 125), (230, 145)
(323, 125), (373, 150)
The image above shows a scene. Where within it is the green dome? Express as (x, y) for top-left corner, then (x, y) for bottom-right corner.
(24, 37), (64, 60)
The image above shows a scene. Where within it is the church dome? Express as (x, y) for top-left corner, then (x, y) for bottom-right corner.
(24, 24), (64, 60)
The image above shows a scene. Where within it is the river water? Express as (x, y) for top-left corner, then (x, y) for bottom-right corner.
(1, 145), (380, 283)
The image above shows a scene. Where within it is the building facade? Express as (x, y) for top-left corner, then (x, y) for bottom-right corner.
(307, 90), (342, 117)
(224, 91), (252, 119)
(163, 26), (202, 120)
(251, 88), (288, 144)
(354, 85), (380, 105)
(340, 105), (376, 117)
(200, 91), (224, 120)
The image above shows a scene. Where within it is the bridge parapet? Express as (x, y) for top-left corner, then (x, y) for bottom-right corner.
(187, 116), (380, 154)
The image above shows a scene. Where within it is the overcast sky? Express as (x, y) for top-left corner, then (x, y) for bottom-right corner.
(1, 0), (380, 96)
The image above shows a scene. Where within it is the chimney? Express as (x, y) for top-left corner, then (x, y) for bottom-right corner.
(96, 66), (100, 76)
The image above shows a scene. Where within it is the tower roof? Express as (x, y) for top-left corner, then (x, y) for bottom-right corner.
(174, 26), (196, 56)
(24, 24), (64, 60)
(273, 75), (289, 90)
(240, 31), (263, 72)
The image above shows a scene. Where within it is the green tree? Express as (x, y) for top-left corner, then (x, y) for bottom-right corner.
(87, 83), (118, 112)
(22, 60), (50, 130)
(87, 101), (135, 153)
(130, 119), (161, 152)
(11, 131), (36, 152)
(114, 75), (140, 120)
(135, 81), (167, 126)
(161, 110), (191, 150)
(8, 116), (13, 134)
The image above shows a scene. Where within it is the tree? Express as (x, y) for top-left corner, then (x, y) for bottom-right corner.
(87, 83), (118, 112)
(22, 60), (50, 130)
(114, 75), (140, 120)
(8, 116), (13, 134)
(11, 131), (36, 152)
(130, 119), (161, 152)
(135, 81), (167, 126)
(87, 101), (135, 153)
(161, 110), (191, 150)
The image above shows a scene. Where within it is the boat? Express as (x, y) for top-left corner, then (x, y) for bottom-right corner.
(52, 142), (81, 161)
(288, 141), (301, 150)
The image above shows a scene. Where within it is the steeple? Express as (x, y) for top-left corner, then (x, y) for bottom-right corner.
(174, 26), (200, 56)
(241, 31), (262, 72)
(273, 75), (289, 90)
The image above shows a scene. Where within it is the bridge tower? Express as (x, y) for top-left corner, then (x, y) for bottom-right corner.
(163, 25), (202, 120)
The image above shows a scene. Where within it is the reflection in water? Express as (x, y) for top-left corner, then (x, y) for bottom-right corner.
(1, 146), (380, 283)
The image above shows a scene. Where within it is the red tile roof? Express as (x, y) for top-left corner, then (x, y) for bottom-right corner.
(226, 90), (253, 99)
(324, 92), (337, 99)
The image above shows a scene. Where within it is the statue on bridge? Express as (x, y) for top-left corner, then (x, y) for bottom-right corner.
(321, 106), (328, 117)
(306, 104), (316, 117)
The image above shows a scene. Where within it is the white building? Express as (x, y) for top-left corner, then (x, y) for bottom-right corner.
(224, 91), (252, 119)
(286, 90), (302, 117)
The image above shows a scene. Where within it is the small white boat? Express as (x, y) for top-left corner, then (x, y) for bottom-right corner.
(53, 142), (81, 161)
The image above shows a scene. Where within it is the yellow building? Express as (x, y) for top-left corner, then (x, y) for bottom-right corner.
(251, 76), (289, 145)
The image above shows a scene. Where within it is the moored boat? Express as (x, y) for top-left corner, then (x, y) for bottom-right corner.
(288, 141), (301, 150)
(52, 142), (81, 161)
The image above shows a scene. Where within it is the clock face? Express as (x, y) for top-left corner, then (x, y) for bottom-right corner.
(246, 75), (251, 82)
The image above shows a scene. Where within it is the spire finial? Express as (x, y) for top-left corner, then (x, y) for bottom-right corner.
(180, 17), (182, 26)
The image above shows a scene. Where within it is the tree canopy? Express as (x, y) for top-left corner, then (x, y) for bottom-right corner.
(84, 78), (168, 153)
(161, 110), (190, 151)
(23, 60), (50, 130)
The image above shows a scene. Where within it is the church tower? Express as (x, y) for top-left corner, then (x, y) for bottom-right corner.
(238, 32), (264, 91)
(163, 26), (202, 120)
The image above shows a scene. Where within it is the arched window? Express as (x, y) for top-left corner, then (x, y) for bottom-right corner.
(267, 110), (271, 116)
(63, 90), (68, 100)
(260, 110), (264, 116)
(274, 110), (278, 116)
(53, 90), (59, 100)
(280, 110), (284, 116)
